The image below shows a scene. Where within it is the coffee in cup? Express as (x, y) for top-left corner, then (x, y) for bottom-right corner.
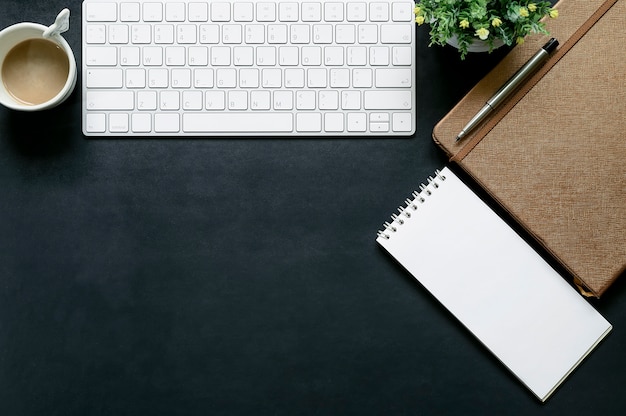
(2, 38), (70, 106)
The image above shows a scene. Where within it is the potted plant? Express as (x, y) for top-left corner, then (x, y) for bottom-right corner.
(414, 0), (559, 59)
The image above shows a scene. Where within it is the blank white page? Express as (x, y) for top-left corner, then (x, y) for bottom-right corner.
(376, 167), (611, 401)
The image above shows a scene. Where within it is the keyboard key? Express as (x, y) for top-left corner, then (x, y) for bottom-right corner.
(171, 69), (192, 87)
(216, 69), (237, 88)
(364, 91), (412, 110)
(194, 68), (214, 88)
(148, 68), (169, 87)
(392, 2), (414, 22)
(324, 113), (344, 132)
(188, 3), (208, 22)
(278, 46), (298, 66)
(312, 24), (333, 44)
(233, 3), (254, 22)
(291, 24), (310, 44)
(132, 113), (152, 132)
(126, 68), (146, 88)
(85, 113), (106, 132)
(240, 67), (260, 87)
(285, 68), (304, 88)
(341, 90), (361, 109)
(120, 47), (141, 66)
(257, 2), (277, 22)
(245, 24), (265, 43)
(347, 113), (367, 131)
(346, 2), (367, 21)
(324, 3), (344, 22)
(250, 91), (271, 110)
(307, 68), (327, 87)
(302, 3), (322, 22)
(85, 3), (117, 22)
(223, 24), (243, 43)
(109, 25), (130, 44)
(211, 3), (232, 22)
(273, 90), (293, 110)
(183, 113), (293, 132)
(279, 2), (299, 22)
(143, 47), (163, 66)
(370, 122), (389, 132)
(155, 24), (175, 44)
(120, 3), (140, 22)
(392, 112), (413, 132)
(138, 91), (158, 110)
(188, 46), (209, 65)
(85, 47), (117, 66)
(159, 91), (180, 110)
(330, 68), (350, 87)
(369, 3), (389, 21)
(210, 47), (231, 65)
(375, 68), (412, 87)
(144, 3), (163, 22)
(381, 24), (412, 43)
(301, 46), (321, 65)
(165, 47), (186, 65)
(268, 24), (288, 44)
(86, 91), (134, 110)
(234, 47), (254, 66)
(296, 91), (315, 109)
(357, 24), (378, 43)
(85, 25), (106, 44)
(183, 90), (203, 110)
(318, 90), (339, 110)
(155, 113), (180, 132)
(132, 25), (152, 44)
(347, 46), (367, 65)
(352, 68), (372, 88)
(335, 24), (355, 44)
(370, 46), (390, 65)
(228, 91), (248, 109)
(177, 25), (198, 43)
(86, 69), (123, 88)
(165, 2), (186, 22)
(205, 91), (226, 109)
(296, 113), (322, 132)
(109, 113), (130, 133)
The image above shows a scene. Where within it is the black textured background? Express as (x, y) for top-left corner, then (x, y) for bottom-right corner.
(1, 1), (625, 415)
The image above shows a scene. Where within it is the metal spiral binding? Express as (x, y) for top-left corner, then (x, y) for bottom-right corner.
(377, 169), (447, 240)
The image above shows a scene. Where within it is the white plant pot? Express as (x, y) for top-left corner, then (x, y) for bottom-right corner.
(446, 35), (505, 53)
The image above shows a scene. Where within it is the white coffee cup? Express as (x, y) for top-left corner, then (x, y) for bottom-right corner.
(0, 18), (77, 111)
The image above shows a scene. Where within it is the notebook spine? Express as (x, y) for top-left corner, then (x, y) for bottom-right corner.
(377, 169), (447, 240)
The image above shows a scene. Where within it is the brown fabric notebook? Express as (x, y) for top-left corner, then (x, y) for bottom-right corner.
(433, 0), (625, 297)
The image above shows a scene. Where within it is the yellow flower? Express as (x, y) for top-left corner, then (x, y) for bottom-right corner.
(516, 36), (525, 45)
(414, 6), (421, 15)
(519, 7), (529, 18)
(459, 19), (470, 29)
(528, 3), (537, 12)
(475, 27), (489, 40)
(415, 15), (425, 25)
(549, 9), (559, 18)
(491, 17), (502, 27)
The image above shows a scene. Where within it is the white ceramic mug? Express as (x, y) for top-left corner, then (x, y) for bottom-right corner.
(0, 21), (77, 111)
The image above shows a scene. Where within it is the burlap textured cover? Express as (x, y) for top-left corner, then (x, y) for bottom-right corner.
(433, 0), (625, 297)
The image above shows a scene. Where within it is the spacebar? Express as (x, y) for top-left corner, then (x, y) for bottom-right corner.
(183, 113), (293, 133)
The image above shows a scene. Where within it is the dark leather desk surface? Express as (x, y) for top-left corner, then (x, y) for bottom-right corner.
(2, 1), (625, 415)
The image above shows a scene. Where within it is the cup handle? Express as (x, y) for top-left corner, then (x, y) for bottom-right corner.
(43, 8), (70, 39)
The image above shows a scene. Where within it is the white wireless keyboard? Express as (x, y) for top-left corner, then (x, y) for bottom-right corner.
(82, 0), (416, 136)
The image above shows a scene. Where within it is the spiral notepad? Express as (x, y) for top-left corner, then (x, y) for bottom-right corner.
(376, 167), (611, 401)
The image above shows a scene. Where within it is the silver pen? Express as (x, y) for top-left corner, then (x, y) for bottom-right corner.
(456, 38), (559, 142)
